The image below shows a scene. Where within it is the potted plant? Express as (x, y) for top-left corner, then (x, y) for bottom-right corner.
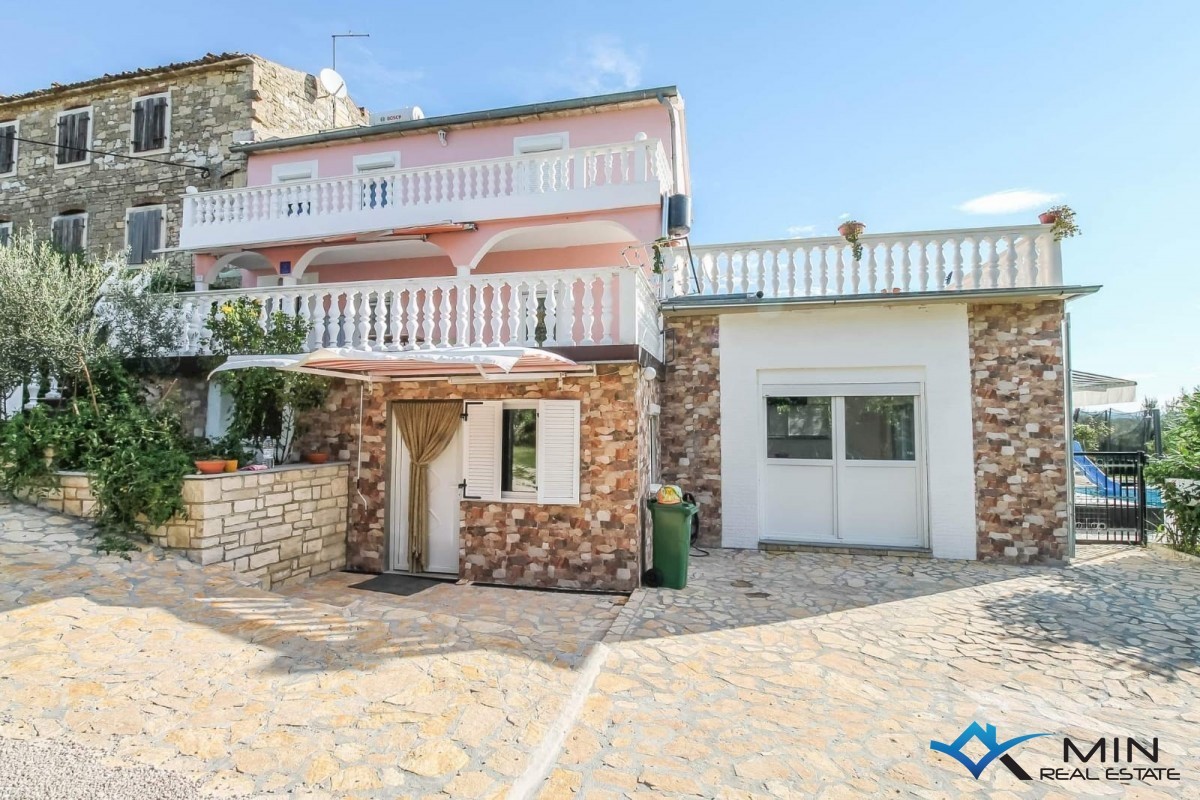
(192, 437), (230, 475)
(838, 220), (866, 262)
(217, 432), (250, 472)
(304, 451), (330, 464)
(1038, 205), (1080, 241)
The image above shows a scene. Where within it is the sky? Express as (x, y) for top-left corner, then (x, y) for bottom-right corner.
(2, 1), (1196, 405)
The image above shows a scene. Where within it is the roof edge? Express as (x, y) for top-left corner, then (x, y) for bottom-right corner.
(235, 85), (680, 154)
(661, 285), (1103, 315)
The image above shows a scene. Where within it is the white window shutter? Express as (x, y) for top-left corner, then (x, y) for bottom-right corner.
(461, 401), (501, 501)
(537, 400), (581, 505)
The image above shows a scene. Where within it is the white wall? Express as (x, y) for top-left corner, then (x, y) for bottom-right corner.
(719, 303), (979, 559)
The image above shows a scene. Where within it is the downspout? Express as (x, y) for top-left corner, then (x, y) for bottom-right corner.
(656, 91), (685, 196)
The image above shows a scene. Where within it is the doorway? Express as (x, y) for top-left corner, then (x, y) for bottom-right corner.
(389, 411), (462, 575)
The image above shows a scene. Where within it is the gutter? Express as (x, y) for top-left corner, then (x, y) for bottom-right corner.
(660, 285), (1103, 314)
(237, 86), (680, 154)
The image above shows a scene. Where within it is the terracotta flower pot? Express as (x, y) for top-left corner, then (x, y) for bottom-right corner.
(838, 221), (866, 238)
(194, 460), (227, 475)
(224, 459), (239, 473)
(1038, 212), (1058, 225)
(304, 452), (330, 464)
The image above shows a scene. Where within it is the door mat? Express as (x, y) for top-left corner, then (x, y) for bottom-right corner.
(349, 573), (450, 597)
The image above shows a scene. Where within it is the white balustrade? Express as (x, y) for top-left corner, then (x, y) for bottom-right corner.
(177, 268), (653, 356)
(664, 225), (1063, 300)
(180, 139), (672, 249)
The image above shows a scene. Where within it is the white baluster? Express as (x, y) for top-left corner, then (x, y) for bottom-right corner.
(835, 247), (847, 295)
(487, 281), (502, 345)
(437, 285), (451, 345)
(916, 239), (929, 292)
(543, 280), (559, 346)
(866, 244), (877, 293)
(471, 283), (485, 346)
(598, 275), (613, 344)
(950, 238), (964, 290)
(984, 236), (1000, 289)
(581, 278), (597, 345)
(559, 277), (577, 345)
(1001, 233), (1018, 287)
(523, 282), (539, 346)
(455, 283), (471, 346)
(507, 280), (523, 345)
(354, 291), (370, 347)
(371, 290), (386, 349)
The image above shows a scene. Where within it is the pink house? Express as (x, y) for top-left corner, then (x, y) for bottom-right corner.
(176, 86), (1097, 591)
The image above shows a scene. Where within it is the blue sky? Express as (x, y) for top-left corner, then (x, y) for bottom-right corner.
(3, 1), (1196, 404)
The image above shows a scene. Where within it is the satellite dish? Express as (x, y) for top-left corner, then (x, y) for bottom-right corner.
(318, 68), (348, 99)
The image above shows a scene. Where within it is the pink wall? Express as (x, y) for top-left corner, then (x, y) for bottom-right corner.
(245, 105), (674, 185)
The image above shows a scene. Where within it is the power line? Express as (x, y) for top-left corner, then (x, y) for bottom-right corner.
(10, 135), (210, 177)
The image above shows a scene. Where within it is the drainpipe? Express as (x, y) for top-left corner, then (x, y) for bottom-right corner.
(656, 91), (685, 198)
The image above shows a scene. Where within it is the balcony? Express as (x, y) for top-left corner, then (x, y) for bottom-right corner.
(662, 224), (1063, 301)
(180, 139), (672, 251)
(177, 267), (663, 362)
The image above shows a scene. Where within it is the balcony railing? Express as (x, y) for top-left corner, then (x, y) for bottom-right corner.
(177, 268), (663, 362)
(663, 224), (1063, 300)
(180, 138), (672, 250)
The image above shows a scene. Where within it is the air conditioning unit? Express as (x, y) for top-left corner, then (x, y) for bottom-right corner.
(370, 106), (425, 126)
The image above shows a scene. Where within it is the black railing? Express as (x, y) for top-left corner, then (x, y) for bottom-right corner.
(1073, 451), (1155, 545)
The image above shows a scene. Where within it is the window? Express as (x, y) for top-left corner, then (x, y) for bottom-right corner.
(843, 396), (916, 461)
(501, 406), (538, 496)
(461, 399), (581, 505)
(513, 132), (569, 155)
(354, 153), (399, 210)
(51, 212), (87, 253)
(131, 92), (170, 153)
(0, 121), (17, 177)
(125, 205), (165, 265)
(0, 221), (11, 246)
(55, 108), (91, 166)
(766, 396), (832, 459)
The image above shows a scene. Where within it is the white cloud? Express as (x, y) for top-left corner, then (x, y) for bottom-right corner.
(957, 189), (1062, 215)
(786, 224), (817, 237)
(559, 37), (644, 95)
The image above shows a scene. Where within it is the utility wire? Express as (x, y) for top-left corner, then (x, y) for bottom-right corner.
(9, 135), (210, 177)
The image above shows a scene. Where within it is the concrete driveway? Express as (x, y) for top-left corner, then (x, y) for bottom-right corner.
(2, 500), (1198, 798)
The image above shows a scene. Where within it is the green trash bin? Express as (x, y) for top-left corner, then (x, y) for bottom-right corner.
(647, 498), (697, 589)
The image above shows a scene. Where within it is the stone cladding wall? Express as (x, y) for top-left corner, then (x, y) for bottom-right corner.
(969, 301), (1071, 563)
(298, 364), (647, 591)
(660, 314), (722, 547)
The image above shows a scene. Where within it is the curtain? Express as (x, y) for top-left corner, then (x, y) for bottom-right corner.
(395, 401), (462, 572)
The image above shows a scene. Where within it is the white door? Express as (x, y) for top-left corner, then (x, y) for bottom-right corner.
(391, 421), (462, 574)
(761, 386), (923, 548)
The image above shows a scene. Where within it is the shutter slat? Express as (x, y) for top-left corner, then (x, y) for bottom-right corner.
(144, 207), (162, 261)
(0, 126), (13, 173)
(74, 112), (89, 160)
(461, 401), (501, 501)
(133, 101), (145, 151)
(153, 97), (167, 149)
(536, 400), (581, 505)
(127, 211), (145, 264)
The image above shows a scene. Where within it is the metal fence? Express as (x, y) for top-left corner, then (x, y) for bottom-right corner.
(1074, 451), (1156, 545)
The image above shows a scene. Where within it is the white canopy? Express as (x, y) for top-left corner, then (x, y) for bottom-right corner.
(1071, 370), (1137, 406)
(207, 345), (587, 382)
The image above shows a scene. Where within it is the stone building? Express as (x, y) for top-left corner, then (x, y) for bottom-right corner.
(0, 53), (365, 271)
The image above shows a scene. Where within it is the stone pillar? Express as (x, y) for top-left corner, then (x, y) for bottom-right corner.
(969, 300), (1070, 564)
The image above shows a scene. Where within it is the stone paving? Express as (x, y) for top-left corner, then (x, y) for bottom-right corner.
(550, 547), (1200, 798)
(0, 499), (622, 798)
(3, 498), (1200, 799)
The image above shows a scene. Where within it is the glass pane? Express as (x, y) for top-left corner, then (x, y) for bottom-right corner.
(766, 397), (832, 459)
(844, 396), (916, 461)
(502, 408), (537, 493)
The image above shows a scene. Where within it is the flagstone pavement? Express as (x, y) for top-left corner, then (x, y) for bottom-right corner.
(2, 498), (1199, 799)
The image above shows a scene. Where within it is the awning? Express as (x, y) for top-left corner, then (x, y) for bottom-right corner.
(208, 346), (589, 382)
(1071, 370), (1137, 406)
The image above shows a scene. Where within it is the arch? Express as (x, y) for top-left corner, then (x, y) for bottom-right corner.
(466, 219), (644, 271)
(291, 239), (452, 280)
(201, 250), (273, 285)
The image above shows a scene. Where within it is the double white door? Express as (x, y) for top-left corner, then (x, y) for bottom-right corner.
(761, 384), (924, 547)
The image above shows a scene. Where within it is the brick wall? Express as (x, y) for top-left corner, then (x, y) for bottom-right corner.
(298, 364), (648, 591)
(661, 314), (722, 546)
(29, 464), (348, 589)
(969, 301), (1070, 563)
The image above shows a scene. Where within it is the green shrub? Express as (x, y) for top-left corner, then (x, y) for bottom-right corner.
(1146, 389), (1200, 554)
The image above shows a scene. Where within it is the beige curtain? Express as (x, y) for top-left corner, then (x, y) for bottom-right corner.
(396, 401), (462, 573)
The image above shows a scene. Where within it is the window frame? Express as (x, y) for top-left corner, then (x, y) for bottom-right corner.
(270, 159), (319, 183)
(0, 221), (12, 246)
(54, 106), (93, 169)
(352, 151), (401, 174)
(513, 132), (569, 155)
(461, 398), (581, 506)
(0, 120), (18, 178)
(130, 90), (171, 155)
(500, 400), (539, 501)
(124, 204), (167, 266)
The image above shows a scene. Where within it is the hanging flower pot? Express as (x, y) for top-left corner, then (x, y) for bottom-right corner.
(1038, 205), (1080, 241)
(838, 220), (866, 262)
(1038, 211), (1058, 225)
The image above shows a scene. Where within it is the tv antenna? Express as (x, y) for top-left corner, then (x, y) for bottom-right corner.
(332, 31), (370, 71)
(325, 31), (368, 126)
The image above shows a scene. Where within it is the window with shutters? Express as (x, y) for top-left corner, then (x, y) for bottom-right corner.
(55, 108), (92, 167)
(125, 205), (165, 265)
(50, 212), (88, 253)
(461, 399), (581, 505)
(0, 222), (11, 247)
(131, 92), (170, 154)
(0, 121), (17, 177)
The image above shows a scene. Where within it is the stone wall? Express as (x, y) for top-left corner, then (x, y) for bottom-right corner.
(298, 364), (648, 591)
(660, 314), (722, 547)
(29, 464), (349, 589)
(0, 55), (364, 272)
(969, 301), (1070, 564)
(141, 372), (209, 439)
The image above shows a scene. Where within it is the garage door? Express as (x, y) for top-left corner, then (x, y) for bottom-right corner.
(761, 383), (924, 548)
